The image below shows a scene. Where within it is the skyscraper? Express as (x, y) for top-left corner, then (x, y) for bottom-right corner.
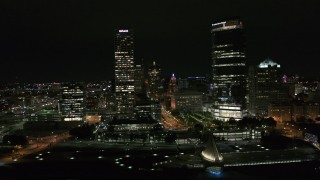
(211, 18), (247, 107)
(147, 61), (162, 100)
(249, 58), (289, 116)
(134, 63), (145, 94)
(114, 29), (135, 115)
(168, 74), (177, 95)
(60, 82), (84, 121)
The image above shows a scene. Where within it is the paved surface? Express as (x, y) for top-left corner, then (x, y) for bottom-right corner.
(0, 131), (70, 163)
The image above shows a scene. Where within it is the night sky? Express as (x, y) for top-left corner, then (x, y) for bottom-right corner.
(1, 0), (319, 82)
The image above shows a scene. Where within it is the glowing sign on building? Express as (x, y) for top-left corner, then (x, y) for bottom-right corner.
(119, 29), (129, 33)
(212, 21), (226, 27)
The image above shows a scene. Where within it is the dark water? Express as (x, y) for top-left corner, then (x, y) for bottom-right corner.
(1, 143), (320, 180)
(1, 160), (320, 179)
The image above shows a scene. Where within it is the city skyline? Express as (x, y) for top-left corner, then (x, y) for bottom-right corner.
(2, 1), (320, 179)
(1, 0), (319, 82)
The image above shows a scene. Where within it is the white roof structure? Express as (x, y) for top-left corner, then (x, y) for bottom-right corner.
(258, 58), (281, 68)
(201, 134), (223, 163)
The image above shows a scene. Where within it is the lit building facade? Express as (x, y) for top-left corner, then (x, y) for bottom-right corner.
(114, 29), (135, 115)
(60, 82), (84, 121)
(135, 100), (161, 122)
(177, 76), (208, 93)
(248, 58), (289, 116)
(211, 18), (247, 107)
(214, 103), (243, 121)
(134, 63), (145, 94)
(147, 61), (162, 100)
(268, 104), (291, 123)
(188, 76), (208, 93)
(177, 78), (189, 90)
(107, 115), (158, 132)
(270, 102), (320, 123)
(172, 91), (203, 112)
(168, 74), (177, 95)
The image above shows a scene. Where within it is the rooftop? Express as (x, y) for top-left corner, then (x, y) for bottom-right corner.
(258, 58), (281, 68)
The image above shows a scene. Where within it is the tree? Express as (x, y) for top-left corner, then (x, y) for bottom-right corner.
(3, 134), (28, 146)
(69, 124), (95, 140)
(153, 124), (164, 132)
(228, 118), (237, 125)
(296, 116), (307, 123)
(237, 117), (261, 129)
(194, 123), (204, 131)
(306, 118), (315, 124)
(107, 125), (115, 133)
(164, 133), (177, 143)
(262, 117), (277, 127)
(200, 131), (210, 142)
(171, 109), (180, 116)
(212, 119), (223, 126)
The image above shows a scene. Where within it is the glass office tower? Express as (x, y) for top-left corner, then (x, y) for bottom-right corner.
(114, 29), (135, 115)
(211, 18), (247, 107)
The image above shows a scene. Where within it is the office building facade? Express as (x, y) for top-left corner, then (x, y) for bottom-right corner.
(114, 29), (135, 115)
(134, 64), (145, 94)
(211, 19), (247, 107)
(147, 61), (162, 100)
(60, 82), (84, 121)
(249, 58), (289, 116)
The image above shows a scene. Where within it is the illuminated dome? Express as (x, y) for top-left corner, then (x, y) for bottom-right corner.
(258, 58), (280, 68)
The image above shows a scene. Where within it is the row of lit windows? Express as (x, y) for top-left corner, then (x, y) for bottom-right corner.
(216, 55), (245, 59)
(63, 90), (83, 93)
(214, 63), (246, 67)
(115, 56), (134, 59)
(219, 106), (241, 110)
(215, 44), (232, 48)
(64, 117), (82, 121)
(115, 76), (134, 80)
(214, 110), (242, 118)
(215, 74), (247, 78)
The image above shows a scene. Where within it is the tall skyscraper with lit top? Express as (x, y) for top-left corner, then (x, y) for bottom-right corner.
(147, 61), (162, 100)
(211, 18), (247, 107)
(114, 29), (135, 115)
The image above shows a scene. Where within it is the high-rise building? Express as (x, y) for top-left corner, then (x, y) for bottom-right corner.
(135, 98), (161, 122)
(171, 91), (203, 112)
(177, 78), (189, 90)
(211, 18), (247, 107)
(114, 29), (135, 115)
(168, 74), (177, 95)
(188, 76), (208, 93)
(177, 76), (208, 93)
(60, 82), (84, 121)
(147, 61), (162, 100)
(134, 63), (145, 94)
(249, 58), (289, 116)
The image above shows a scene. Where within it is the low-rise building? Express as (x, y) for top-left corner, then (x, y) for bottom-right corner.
(213, 102), (244, 121)
(268, 104), (291, 122)
(171, 91), (203, 112)
(107, 115), (159, 132)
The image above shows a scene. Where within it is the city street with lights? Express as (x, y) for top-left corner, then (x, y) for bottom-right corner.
(276, 122), (303, 139)
(0, 132), (70, 163)
(161, 107), (186, 130)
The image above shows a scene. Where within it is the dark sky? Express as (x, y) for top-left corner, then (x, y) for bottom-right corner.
(1, 0), (319, 82)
